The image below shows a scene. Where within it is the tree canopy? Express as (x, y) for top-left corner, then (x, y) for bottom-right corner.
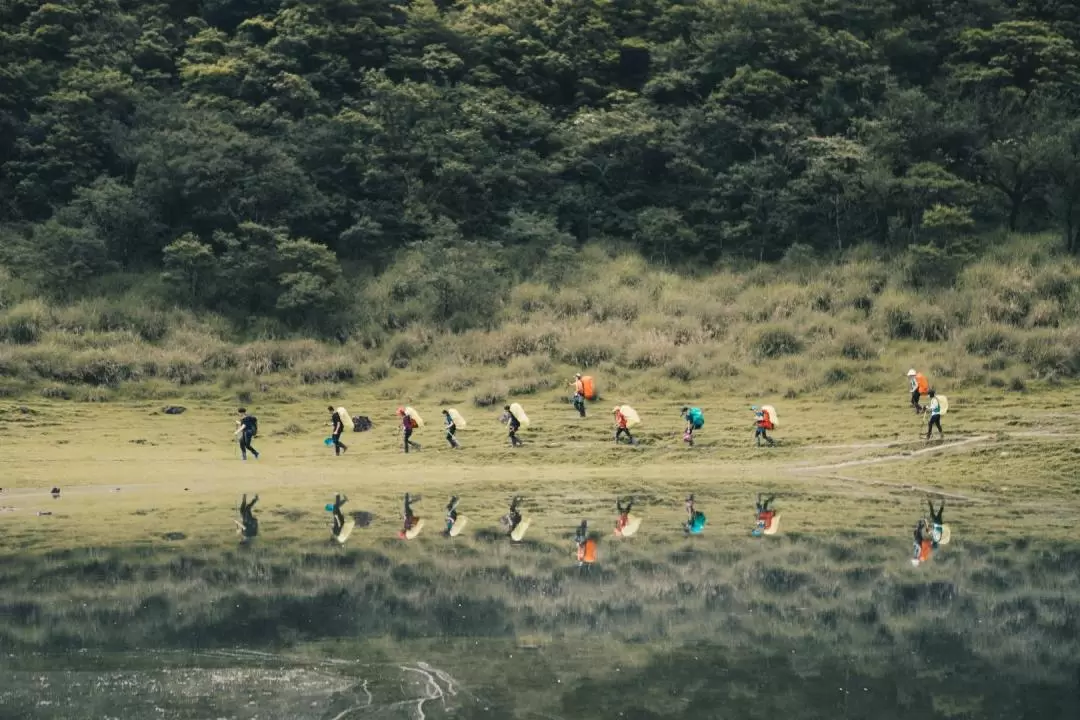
(2, 0), (1079, 331)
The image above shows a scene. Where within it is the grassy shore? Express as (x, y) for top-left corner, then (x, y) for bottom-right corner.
(2, 379), (1079, 718)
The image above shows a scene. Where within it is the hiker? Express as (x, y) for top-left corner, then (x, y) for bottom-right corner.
(504, 405), (523, 447)
(442, 409), (460, 449)
(684, 494), (706, 535)
(912, 518), (933, 565)
(329, 493), (348, 538)
(237, 493), (259, 541)
(928, 498), (945, 547)
(397, 407), (422, 453)
(614, 406), (635, 444)
(615, 497), (633, 533)
(753, 406), (776, 447)
(235, 408), (259, 460)
(754, 493), (777, 534)
(402, 492), (419, 533)
(443, 495), (460, 536)
(328, 406), (348, 456)
(681, 406), (704, 446)
(572, 374), (587, 418)
(925, 390), (943, 440)
(503, 496), (523, 535)
(908, 369), (929, 414)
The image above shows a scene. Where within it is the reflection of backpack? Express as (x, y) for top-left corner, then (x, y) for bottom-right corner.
(352, 416), (373, 432)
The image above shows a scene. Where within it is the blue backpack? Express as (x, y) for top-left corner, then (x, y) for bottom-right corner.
(688, 408), (704, 429)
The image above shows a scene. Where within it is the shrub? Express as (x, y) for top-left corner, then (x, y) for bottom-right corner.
(838, 333), (878, 360)
(558, 337), (619, 367)
(823, 365), (851, 385)
(472, 384), (507, 407)
(752, 327), (803, 359)
(297, 361), (355, 384)
(0, 300), (50, 344)
(964, 326), (1017, 357)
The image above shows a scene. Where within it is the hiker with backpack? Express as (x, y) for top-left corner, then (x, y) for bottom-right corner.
(908, 369), (929, 414)
(397, 407), (422, 453)
(925, 390), (944, 440)
(752, 406), (776, 447)
(235, 408), (259, 460)
(502, 496), (524, 536)
(571, 374), (587, 418)
(927, 498), (946, 548)
(328, 406), (348, 456)
(615, 497), (633, 534)
(680, 406), (704, 446)
(613, 406), (635, 445)
(442, 409), (460, 449)
(503, 404), (524, 447)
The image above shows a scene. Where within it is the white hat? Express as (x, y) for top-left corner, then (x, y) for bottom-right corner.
(907, 369), (917, 376)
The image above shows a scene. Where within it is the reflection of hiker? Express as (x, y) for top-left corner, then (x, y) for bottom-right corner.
(503, 496), (523, 534)
(443, 495), (460, 536)
(752, 406), (775, 447)
(504, 405), (523, 447)
(614, 407), (635, 444)
(680, 407), (704, 446)
(912, 518), (933, 564)
(237, 494), (259, 540)
(928, 498), (945, 547)
(615, 497), (633, 532)
(235, 408), (259, 460)
(572, 373), (587, 418)
(908, 369), (929, 414)
(402, 493), (419, 532)
(575, 521), (597, 565)
(328, 406), (348, 456)
(398, 408), (421, 453)
(925, 390), (943, 440)
(330, 493), (348, 537)
(756, 493), (776, 529)
(684, 494), (706, 534)
(442, 409), (460, 449)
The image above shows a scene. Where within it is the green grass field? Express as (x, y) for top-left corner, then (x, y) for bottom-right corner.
(2, 382), (1079, 719)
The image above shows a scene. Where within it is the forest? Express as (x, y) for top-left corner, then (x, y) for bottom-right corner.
(2, 0), (1080, 336)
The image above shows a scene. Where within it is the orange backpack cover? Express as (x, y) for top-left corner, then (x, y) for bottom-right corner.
(581, 376), (596, 401)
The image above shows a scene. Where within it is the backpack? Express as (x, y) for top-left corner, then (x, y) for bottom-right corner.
(248, 416), (258, 436)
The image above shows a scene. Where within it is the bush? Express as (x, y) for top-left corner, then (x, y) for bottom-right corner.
(838, 333), (878, 360)
(472, 384), (506, 407)
(558, 337), (619, 367)
(0, 300), (50, 344)
(752, 327), (803, 359)
(964, 326), (1017, 357)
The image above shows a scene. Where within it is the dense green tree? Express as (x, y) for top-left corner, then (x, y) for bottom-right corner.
(3, 0), (1080, 328)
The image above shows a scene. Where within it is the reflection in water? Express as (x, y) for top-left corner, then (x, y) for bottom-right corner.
(2, 539), (1079, 718)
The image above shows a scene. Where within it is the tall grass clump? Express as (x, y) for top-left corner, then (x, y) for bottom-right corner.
(1, 236), (1079, 394)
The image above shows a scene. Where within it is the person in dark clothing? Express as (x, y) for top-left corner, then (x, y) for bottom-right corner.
(443, 495), (460, 536)
(504, 405), (523, 447)
(330, 493), (348, 537)
(328, 406), (348, 456)
(237, 494), (259, 541)
(398, 408), (421, 453)
(442, 410), (460, 449)
(236, 409), (259, 460)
